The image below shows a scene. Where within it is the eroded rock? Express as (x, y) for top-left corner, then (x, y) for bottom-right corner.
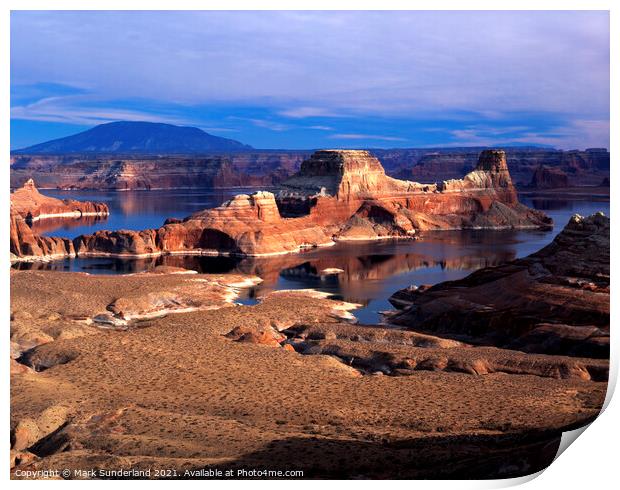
(17, 150), (552, 261)
(388, 213), (610, 358)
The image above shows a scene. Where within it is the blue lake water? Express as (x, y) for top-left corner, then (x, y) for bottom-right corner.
(17, 190), (610, 324)
(32, 188), (265, 238)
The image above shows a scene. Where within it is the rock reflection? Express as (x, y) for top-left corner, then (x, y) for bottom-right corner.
(12, 234), (517, 306)
(29, 214), (109, 236)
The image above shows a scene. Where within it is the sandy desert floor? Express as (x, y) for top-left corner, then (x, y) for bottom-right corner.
(10, 269), (607, 479)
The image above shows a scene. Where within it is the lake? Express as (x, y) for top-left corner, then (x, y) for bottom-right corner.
(16, 189), (610, 323)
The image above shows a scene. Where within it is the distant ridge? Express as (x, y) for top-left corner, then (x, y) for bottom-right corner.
(13, 121), (253, 154)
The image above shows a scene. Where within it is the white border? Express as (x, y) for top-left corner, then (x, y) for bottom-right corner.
(3, 1), (616, 488)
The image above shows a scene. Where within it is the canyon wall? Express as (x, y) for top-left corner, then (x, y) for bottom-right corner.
(384, 147), (609, 188)
(9, 179), (109, 261)
(10, 153), (308, 190)
(10, 147), (608, 191)
(10, 204), (75, 261)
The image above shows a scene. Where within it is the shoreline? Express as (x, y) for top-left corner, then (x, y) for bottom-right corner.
(10, 221), (559, 264)
(26, 210), (109, 222)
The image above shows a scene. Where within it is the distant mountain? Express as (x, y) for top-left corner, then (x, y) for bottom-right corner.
(13, 121), (253, 154)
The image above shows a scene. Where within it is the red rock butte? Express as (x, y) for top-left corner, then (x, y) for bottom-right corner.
(11, 179), (109, 222)
(11, 149), (552, 261)
(10, 179), (109, 261)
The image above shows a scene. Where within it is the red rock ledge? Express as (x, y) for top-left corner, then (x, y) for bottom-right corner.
(11, 179), (109, 222)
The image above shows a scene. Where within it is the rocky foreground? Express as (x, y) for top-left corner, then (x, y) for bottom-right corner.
(10, 215), (609, 479)
(11, 149), (551, 262)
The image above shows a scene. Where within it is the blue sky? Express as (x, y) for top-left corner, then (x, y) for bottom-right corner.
(11, 11), (609, 150)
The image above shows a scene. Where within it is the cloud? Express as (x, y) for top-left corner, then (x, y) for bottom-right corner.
(329, 133), (407, 142)
(447, 120), (610, 149)
(278, 107), (341, 119)
(10, 11), (610, 149)
(507, 119), (611, 149)
(11, 11), (609, 116)
(228, 117), (290, 132)
(307, 125), (333, 131)
(10, 94), (200, 127)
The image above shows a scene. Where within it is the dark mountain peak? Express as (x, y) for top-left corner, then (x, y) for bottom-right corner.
(14, 120), (253, 154)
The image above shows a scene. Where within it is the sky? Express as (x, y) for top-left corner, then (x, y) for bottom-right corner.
(10, 10), (610, 150)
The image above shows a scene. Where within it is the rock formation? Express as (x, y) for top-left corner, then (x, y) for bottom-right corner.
(11, 179), (109, 221)
(388, 213), (610, 359)
(11, 147), (610, 191)
(11, 150), (553, 261)
(10, 153), (307, 190)
(528, 165), (569, 189)
(10, 204), (75, 261)
(390, 147), (610, 187)
(9, 179), (109, 261)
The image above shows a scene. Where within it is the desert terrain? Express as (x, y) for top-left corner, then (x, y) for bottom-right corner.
(10, 150), (609, 479)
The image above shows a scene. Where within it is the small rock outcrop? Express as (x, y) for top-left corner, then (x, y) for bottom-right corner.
(388, 213), (610, 359)
(11, 150), (553, 261)
(10, 204), (75, 261)
(11, 179), (109, 222)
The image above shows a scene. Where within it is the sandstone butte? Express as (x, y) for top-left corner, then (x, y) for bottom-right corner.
(10, 179), (109, 261)
(388, 212), (610, 360)
(10, 149), (552, 262)
(11, 178), (109, 222)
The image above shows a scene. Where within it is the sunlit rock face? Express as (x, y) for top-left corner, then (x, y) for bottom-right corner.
(10, 153), (308, 190)
(11, 179), (109, 221)
(10, 204), (75, 261)
(10, 179), (108, 261)
(11, 149), (552, 261)
(388, 147), (610, 187)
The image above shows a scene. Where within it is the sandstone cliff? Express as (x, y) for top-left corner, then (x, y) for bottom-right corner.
(528, 165), (570, 189)
(10, 153), (307, 191)
(11, 179), (109, 221)
(11, 149), (552, 261)
(11, 147), (609, 191)
(391, 147), (609, 187)
(388, 213), (609, 359)
(10, 204), (75, 261)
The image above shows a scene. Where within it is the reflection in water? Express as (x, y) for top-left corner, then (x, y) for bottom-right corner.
(10, 232), (522, 323)
(30, 214), (109, 235)
(529, 198), (571, 211)
(36, 188), (268, 238)
(14, 192), (610, 323)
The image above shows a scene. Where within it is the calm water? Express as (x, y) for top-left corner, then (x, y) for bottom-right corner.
(17, 190), (610, 323)
(33, 188), (267, 238)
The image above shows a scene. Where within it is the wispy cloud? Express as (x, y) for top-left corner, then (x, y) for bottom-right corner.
(278, 107), (341, 119)
(307, 125), (333, 131)
(10, 11), (609, 149)
(447, 120), (610, 149)
(228, 117), (290, 132)
(329, 133), (407, 142)
(10, 95), (200, 127)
